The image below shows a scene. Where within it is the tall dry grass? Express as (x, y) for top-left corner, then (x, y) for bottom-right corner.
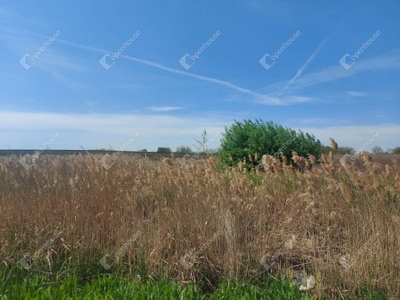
(0, 152), (399, 298)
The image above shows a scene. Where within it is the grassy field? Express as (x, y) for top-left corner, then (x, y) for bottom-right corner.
(0, 152), (399, 299)
(1, 268), (313, 299)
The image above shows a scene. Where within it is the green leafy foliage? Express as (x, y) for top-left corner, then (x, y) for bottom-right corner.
(0, 266), (311, 300)
(156, 147), (172, 153)
(0, 266), (385, 299)
(392, 146), (400, 154)
(175, 146), (193, 153)
(218, 119), (322, 168)
(321, 146), (355, 155)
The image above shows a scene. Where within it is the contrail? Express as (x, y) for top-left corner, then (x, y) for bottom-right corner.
(56, 38), (283, 105)
(279, 37), (329, 96)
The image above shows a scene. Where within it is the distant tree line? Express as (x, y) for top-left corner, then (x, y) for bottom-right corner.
(320, 145), (400, 155)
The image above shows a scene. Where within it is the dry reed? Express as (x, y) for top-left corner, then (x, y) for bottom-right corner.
(0, 153), (399, 298)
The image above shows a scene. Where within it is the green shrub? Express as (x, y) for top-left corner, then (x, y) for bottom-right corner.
(218, 119), (322, 169)
(392, 147), (400, 154)
(157, 147), (172, 153)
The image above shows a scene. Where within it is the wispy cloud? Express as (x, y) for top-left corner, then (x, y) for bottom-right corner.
(287, 117), (335, 125)
(0, 27), (91, 88)
(244, 0), (298, 21)
(0, 110), (227, 150)
(2, 25), (353, 107)
(346, 91), (368, 97)
(279, 37), (329, 96)
(37, 48), (89, 72)
(117, 83), (145, 91)
(55, 38), (288, 105)
(146, 106), (183, 112)
(1, 110), (398, 150)
(85, 101), (96, 106)
(256, 95), (314, 105)
(264, 50), (400, 95)
(298, 124), (400, 150)
(0, 111), (226, 134)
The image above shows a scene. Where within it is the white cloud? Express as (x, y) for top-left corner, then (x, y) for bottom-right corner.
(55, 38), (289, 105)
(85, 100), (96, 106)
(117, 83), (145, 91)
(255, 95), (314, 105)
(287, 51), (400, 91)
(298, 125), (400, 150)
(0, 110), (227, 151)
(346, 91), (368, 97)
(292, 118), (333, 125)
(146, 106), (183, 112)
(37, 49), (89, 72)
(279, 37), (329, 96)
(1, 111), (398, 151)
(264, 50), (400, 95)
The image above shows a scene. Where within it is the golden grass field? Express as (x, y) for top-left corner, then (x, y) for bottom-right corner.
(0, 152), (399, 298)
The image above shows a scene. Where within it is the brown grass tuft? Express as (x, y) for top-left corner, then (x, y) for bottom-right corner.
(329, 137), (338, 149)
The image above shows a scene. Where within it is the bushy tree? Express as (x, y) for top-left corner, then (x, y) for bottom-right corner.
(321, 146), (354, 155)
(175, 146), (193, 153)
(337, 146), (355, 155)
(371, 146), (384, 154)
(392, 147), (400, 154)
(208, 147), (222, 154)
(218, 119), (322, 168)
(156, 147), (172, 153)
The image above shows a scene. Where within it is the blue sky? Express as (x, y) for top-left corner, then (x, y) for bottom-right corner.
(0, 0), (399, 152)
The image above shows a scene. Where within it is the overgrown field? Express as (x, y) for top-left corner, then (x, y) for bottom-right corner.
(0, 153), (399, 299)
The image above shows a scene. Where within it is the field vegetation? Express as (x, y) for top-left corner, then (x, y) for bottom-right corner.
(0, 151), (399, 298)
